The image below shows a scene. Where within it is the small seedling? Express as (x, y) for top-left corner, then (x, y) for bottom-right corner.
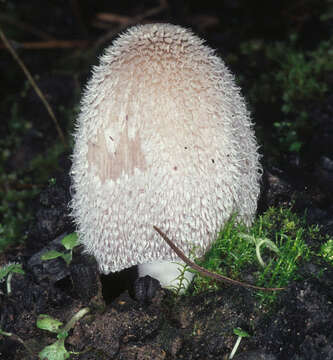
(0, 262), (24, 295)
(167, 261), (193, 296)
(37, 307), (90, 360)
(229, 327), (250, 359)
(41, 233), (79, 265)
(166, 246), (199, 296)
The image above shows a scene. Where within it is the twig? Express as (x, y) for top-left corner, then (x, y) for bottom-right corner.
(95, 13), (133, 25)
(0, 39), (89, 50)
(94, 0), (168, 50)
(153, 226), (285, 292)
(0, 27), (66, 146)
(1, 181), (45, 192)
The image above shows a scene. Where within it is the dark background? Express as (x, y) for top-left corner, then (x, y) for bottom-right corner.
(0, 0), (332, 252)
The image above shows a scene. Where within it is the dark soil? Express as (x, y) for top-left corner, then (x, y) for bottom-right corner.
(1, 1), (333, 359)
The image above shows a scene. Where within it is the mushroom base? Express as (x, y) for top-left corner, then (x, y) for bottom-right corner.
(138, 261), (194, 293)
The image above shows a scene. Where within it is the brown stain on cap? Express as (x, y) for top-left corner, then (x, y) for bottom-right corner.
(87, 116), (147, 182)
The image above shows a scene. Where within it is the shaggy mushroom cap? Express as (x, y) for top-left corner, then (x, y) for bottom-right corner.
(70, 23), (262, 275)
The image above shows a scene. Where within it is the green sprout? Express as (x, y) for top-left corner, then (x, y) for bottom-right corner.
(229, 327), (250, 359)
(41, 233), (79, 265)
(0, 262), (24, 295)
(37, 307), (90, 360)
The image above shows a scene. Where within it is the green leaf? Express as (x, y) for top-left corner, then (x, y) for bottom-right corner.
(0, 328), (12, 337)
(0, 263), (24, 281)
(233, 328), (250, 338)
(61, 233), (78, 250)
(37, 314), (63, 333)
(39, 339), (70, 360)
(289, 141), (302, 152)
(41, 250), (64, 261)
(57, 331), (69, 340)
(61, 252), (72, 265)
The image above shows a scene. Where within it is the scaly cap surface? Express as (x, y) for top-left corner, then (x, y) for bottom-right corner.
(70, 23), (262, 274)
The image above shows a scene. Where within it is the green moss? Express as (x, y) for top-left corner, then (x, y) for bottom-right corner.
(319, 239), (333, 265)
(190, 207), (328, 306)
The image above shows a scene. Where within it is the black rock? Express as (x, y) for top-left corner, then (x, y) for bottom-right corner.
(27, 175), (74, 252)
(133, 275), (162, 304)
(70, 257), (100, 301)
(26, 233), (71, 284)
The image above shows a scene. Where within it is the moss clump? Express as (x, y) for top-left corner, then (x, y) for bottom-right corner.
(191, 207), (330, 306)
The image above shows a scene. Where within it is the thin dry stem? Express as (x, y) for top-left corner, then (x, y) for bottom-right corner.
(0, 27), (67, 146)
(0, 39), (89, 50)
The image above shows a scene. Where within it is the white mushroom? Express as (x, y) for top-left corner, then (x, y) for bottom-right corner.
(70, 23), (262, 291)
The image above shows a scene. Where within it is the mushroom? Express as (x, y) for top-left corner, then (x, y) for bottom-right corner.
(70, 23), (262, 291)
